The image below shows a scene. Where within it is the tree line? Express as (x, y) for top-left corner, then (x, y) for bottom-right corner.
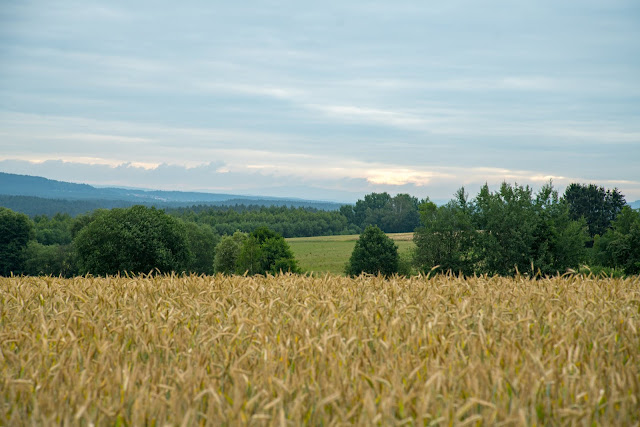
(1, 192), (419, 277)
(410, 182), (635, 277)
(0, 206), (301, 277)
(167, 192), (422, 237)
(1, 182), (638, 277)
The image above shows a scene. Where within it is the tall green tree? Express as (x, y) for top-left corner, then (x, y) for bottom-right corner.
(346, 225), (399, 277)
(183, 222), (219, 275)
(348, 192), (421, 233)
(593, 206), (640, 274)
(236, 227), (300, 275)
(386, 193), (421, 233)
(213, 231), (247, 274)
(353, 192), (393, 230)
(472, 183), (541, 276)
(0, 207), (35, 276)
(532, 183), (589, 275)
(563, 183), (626, 239)
(413, 188), (476, 276)
(74, 206), (192, 275)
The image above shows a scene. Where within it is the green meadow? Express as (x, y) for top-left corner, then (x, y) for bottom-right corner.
(286, 233), (415, 275)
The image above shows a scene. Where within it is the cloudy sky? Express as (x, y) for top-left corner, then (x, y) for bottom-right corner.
(1, 0), (639, 202)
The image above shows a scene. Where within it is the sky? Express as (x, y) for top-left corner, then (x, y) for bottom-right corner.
(1, 0), (639, 203)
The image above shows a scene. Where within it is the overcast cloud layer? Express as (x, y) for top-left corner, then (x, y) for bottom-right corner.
(1, 0), (639, 202)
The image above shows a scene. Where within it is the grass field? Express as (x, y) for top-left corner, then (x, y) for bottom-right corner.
(287, 232), (415, 275)
(2, 274), (639, 425)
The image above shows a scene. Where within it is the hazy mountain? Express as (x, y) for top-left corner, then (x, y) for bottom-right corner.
(0, 172), (343, 216)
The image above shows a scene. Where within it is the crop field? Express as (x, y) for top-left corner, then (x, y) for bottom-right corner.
(287, 233), (415, 275)
(1, 275), (639, 425)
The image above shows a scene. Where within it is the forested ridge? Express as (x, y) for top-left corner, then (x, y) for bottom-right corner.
(0, 172), (343, 215)
(1, 182), (638, 277)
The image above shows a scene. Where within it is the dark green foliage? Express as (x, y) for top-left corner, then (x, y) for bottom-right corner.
(170, 205), (349, 237)
(183, 222), (219, 275)
(413, 188), (476, 276)
(413, 183), (589, 277)
(213, 232), (247, 274)
(349, 192), (422, 233)
(236, 236), (263, 275)
(473, 183), (541, 276)
(23, 242), (76, 277)
(397, 252), (414, 277)
(564, 183), (626, 239)
(33, 213), (73, 245)
(346, 225), (399, 277)
(533, 184), (589, 275)
(593, 206), (640, 274)
(74, 206), (192, 275)
(472, 182), (590, 276)
(0, 195), (136, 217)
(236, 227), (300, 275)
(0, 207), (35, 276)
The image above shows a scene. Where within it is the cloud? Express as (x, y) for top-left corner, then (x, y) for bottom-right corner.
(1, 0), (639, 202)
(309, 104), (430, 129)
(3, 157), (640, 202)
(365, 168), (452, 186)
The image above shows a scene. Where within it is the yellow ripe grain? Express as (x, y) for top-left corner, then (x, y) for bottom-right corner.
(0, 273), (639, 425)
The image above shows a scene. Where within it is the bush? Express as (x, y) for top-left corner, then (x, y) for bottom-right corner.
(345, 225), (398, 277)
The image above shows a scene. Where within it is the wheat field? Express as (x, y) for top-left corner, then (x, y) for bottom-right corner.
(1, 274), (639, 425)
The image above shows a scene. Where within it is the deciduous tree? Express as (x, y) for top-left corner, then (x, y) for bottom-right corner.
(564, 183), (626, 239)
(236, 227), (300, 275)
(213, 231), (247, 275)
(0, 207), (35, 276)
(74, 205), (192, 275)
(413, 188), (476, 276)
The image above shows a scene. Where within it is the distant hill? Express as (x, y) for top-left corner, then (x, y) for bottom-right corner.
(0, 172), (343, 216)
(630, 200), (640, 210)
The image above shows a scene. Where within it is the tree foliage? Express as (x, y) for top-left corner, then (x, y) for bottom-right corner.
(170, 205), (350, 237)
(413, 188), (476, 276)
(23, 242), (75, 277)
(4, 182), (634, 278)
(0, 207), (35, 276)
(564, 183), (626, 239)
(413, 183), (589, 277)
(346, 225), (399, 277)
(183, 222), (219, 275)
(342, 192), (421, 233)
(213, 231), (247, 275)
(593, 206), (640, 274)
(236, 227), (300, 275)
(74, 206), (192, 275)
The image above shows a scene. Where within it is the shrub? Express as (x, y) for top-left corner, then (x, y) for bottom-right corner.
(345, 225), (398, 277)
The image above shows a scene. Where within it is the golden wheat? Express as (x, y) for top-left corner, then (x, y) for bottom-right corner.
(1, 273), (639, 425)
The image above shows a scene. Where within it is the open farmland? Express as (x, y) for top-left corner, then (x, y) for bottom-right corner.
(1, 274), (639, 425)
(287, 232), (415, 275)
